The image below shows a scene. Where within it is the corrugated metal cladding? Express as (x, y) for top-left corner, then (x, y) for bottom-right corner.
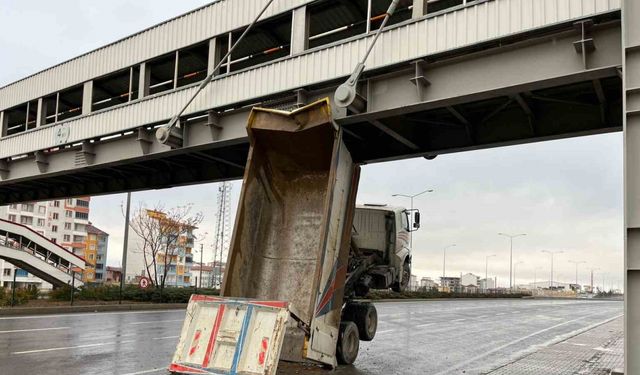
(0, 0), (314, 111)
(0, 0), (621, 159)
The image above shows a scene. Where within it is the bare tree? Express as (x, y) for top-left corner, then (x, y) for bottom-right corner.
(126, 203), (203, 288)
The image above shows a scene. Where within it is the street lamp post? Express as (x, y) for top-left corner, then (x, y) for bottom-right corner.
(392, 188), (434, 250)
(442, 244), (456, 284)
(541, 250), (563, 288)
(568, 260), (586, 287)
(485, 254), (496, 292)
(513, 261), (524, 291)
(590, 268), (600, 293)
(498, 233), (526, 291)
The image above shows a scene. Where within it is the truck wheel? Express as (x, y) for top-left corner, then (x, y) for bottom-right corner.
(337, 321), (360, 365)
(355, 303), (377, 341)
(343, 302), (378, 341)
(392, 259), (411, 292)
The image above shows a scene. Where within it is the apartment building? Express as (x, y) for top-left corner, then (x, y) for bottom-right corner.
(83, 224), (109, 283)
(0, 197), (93, 289)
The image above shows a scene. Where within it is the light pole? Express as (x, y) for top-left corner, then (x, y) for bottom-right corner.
(590, 268), (599, 293)
(392, 189), (433, 250)
(568, 260), (586, 287)
(498, 233), (526, 291)
(513, 261), (524, 290)
(485, 254), (496, 292)
(442, 244), (456, 283)
(541, 250), (563, 288)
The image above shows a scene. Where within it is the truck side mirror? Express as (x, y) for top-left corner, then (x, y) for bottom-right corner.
(413, 212), (421, 229)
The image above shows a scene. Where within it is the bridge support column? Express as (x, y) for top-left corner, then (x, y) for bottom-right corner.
(412, 0), (428, 18)
(291, 5), (309, 54)
(624, 0), (640, 373)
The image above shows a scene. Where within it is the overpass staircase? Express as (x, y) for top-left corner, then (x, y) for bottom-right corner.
(0, 219), (85, 288)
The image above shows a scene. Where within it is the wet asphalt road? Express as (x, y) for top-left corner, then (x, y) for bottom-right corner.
(0, 299), (622, 375)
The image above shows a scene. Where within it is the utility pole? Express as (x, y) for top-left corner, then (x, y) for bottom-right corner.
(119, 192), (132, 305)
(485, 254), (496, 292)
(498, 233), (526, 291)
(392, 188), (433, 250)
(568, 260), (586, 287)
(541, 250), (563, 288)
(199, 243), (204, 289)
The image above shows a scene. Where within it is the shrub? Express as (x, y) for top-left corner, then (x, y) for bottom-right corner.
(46, 284), (219, 303)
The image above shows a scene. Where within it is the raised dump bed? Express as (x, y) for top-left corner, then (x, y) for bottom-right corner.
(222, 99), (360, 367)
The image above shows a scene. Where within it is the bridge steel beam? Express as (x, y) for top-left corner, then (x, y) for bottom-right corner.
(624, 0), (640, 373)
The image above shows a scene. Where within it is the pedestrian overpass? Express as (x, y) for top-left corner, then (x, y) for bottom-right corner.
(0, 0), (638, 371)
(0, 219), (85, 287)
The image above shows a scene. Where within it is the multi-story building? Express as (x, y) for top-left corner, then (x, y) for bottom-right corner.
(440, 277), (461, 292)
(479, 278), (496, 290)
(420, 277), (438, 291)
(461, 273), (480, 288)
(0, 197), (93, 289)
(106, 266), (122, 285)
(126, 210), (194, 288)
(83, 224), (109, 283)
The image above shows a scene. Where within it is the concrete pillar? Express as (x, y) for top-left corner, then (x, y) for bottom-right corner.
(291, 6), (309, 54)
(36, 98), (46, 126)
(139, 62), (150, 99)
(82, 81), (93, 115)
(0, 111), (6, 137)
(624, 0), (640, 373)
(412, 0), (428, 18)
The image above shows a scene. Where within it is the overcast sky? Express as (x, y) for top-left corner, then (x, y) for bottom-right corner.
(0, 1), (624, 290)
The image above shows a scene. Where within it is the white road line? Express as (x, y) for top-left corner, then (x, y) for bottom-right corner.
(476, 315), (488, 319)
(496, 313), (506, 316)
(417, 323), (434, 328)
(12, 340), (136, 355)
(0, 327), (70, 334)
(152, 335), (179, 340)
(129, 319), (184, 325)
(0, 309), (184, 320)
(452, 319), (466, 322)
(120, 369), (166, 375)
(431, 313), (622, 375)
(376, 329), (394, 334)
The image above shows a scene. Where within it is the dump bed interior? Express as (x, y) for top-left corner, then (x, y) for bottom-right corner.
(222, 99), (351, 322)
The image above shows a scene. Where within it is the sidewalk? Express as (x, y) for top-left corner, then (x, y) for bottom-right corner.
(486, 316), (624, 375)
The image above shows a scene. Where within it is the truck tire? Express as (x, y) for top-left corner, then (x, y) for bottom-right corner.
(392, 259), (411, 293)
(337, 321), (360, 365)
(343, 302), (378, 341)
(355, 303), (378, 341)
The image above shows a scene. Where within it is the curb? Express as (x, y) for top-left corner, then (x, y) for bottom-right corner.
(0, 303), (187, 316)
(360, 297), (528, 303)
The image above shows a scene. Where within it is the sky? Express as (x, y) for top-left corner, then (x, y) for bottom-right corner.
(0, 1), (624, 290)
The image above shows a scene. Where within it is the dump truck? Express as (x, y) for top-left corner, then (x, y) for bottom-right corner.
(170, 99), (419, 374)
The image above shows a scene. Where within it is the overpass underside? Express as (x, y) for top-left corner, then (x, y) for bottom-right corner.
(0, 15), (623, 204)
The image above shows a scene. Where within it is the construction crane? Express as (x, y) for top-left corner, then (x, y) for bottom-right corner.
(211, 181), (232, 288)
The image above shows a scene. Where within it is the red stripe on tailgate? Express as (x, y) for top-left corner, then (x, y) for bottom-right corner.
(202, 305), (225, 368)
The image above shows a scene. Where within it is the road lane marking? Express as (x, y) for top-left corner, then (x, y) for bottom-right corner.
(129, 319), (183, 325)
(12, 340), (136, 355)
(120, 369), (166, 375)
(417, 323), (434, 328)
(0, 327), (70, 334)
(497, 313), (506, 316)
(0, 310), (184, 320)
(376, 330), (394, 334)
(152, 335), (180, 340)
(431, 313), (622, 375)
(452, 319), (466, 322)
